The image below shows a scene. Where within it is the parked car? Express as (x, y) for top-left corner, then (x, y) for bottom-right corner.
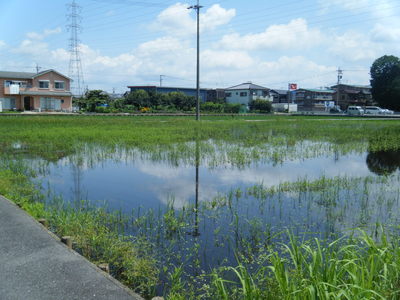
(329, 106), (342, 113)
(347, 106), (364, 115)
(364, 106), (384, 114)
(382, 108), (394, 114)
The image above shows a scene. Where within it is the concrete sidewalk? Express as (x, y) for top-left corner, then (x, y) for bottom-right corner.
(0, 196), (142, 300)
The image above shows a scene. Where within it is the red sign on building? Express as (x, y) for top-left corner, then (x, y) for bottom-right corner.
(289, 83), (297, 90)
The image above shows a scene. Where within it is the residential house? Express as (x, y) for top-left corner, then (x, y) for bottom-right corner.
(0, 69), (73, 111)
(293, 88), (335, 111)
(225, 82), (272, 106)
(270, 89), (288, 103)
(330, 84), (373, 109)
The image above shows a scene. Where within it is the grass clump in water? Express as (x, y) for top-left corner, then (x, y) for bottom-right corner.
(203, 230), (400, 299)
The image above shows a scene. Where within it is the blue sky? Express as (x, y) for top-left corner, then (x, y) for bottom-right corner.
(1, 0), (399, 93)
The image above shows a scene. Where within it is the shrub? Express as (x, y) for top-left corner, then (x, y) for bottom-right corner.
(224, 103), (241, 113)
(201, 102), (224, 113)
(249, 99), (272, 113)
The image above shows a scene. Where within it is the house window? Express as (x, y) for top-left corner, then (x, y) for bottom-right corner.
(225, 92), (232, 97)
(240, 92), (247, 97)
(40, 97), (61, 110)
(0, 98), (16, 109)
(39, 81), (49, 89)
(55, 81), (65, 89)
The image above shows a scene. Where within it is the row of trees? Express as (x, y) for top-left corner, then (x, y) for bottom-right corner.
(74, 89), (273, 113)
(370, 55), (400, 111)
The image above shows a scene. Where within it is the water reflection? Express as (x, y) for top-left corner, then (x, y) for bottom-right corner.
(71, 163), (86, 202)
(8, 140), (400, 274)
(189, 139), (200, 237)
(366, 149), (400, 175)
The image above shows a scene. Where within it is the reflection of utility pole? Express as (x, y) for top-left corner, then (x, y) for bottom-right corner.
(71, 163), (83, 203)
(336, 68), (343, 107)
(193, 138), (200, 237)
(188, 1), (203, 121)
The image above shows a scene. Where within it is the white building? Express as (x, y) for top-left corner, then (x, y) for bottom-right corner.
(225, 82), (272, 105)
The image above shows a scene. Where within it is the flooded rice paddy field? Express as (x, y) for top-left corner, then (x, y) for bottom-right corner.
(22, 139), (400, 272)
(2, 116), (400, 296)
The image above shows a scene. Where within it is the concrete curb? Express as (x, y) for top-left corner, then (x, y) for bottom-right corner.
(0, 195), (144, 300)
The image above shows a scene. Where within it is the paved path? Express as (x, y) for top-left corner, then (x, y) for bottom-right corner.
(0, 196), (142, 300)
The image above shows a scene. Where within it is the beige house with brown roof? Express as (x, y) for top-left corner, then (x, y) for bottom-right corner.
(0, 69), (73, 112)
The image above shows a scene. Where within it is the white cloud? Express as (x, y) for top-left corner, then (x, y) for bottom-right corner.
(201, 4), (236, 31)
(371, 23), (400, 43)
(218, 18), (324, 51)
(13, 28), (63, 57)
(329, 31), (381, 62)
(14, 39), (49, 56)
(258, 56), (337, 87)
(137, 36), (190, 56)
(0, 40), (6, 49)
(319, 0), (369, 11)
(26, 27), (62, 40)
(201, 50), (254, 69)
(152, 3), (235, 36)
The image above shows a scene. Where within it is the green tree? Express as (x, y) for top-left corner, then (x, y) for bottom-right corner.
(248, 99), (272, 113)
(168, 92), (196, 111)
(74, 90), (110, 112)
(370, 55), (400, 110)
(125, 90), (151, 109)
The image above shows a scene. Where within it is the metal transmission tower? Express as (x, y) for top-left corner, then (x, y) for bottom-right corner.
(67, 0), (85, 97)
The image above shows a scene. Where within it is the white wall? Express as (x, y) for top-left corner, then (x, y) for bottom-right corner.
(226, 89), (272, 105)
(225, 89), (250, 105)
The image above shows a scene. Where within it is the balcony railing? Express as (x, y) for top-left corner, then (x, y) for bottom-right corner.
(4, 85), (69, 95)
(4, 85), (34, 95)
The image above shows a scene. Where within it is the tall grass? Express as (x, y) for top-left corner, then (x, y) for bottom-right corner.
(208, 230), (400, 299)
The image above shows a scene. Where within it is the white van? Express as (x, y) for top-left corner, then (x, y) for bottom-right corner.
(365, 106), (384, 114)
(347, 106), (364, 115)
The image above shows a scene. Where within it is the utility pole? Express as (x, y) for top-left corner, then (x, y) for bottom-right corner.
(67, 0), (85, 97)
(35, 63), (41, 74)
(160, 75), (165, 87)
(336, 67), (343, 107)
(188, 1), (203, 121)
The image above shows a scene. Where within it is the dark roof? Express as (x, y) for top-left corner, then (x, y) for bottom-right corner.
(226, 82), (268, 90)
(270, 89), (288, 95)
(127, 85), (157, 88)
(331, 84), (371, 89)
(0, 71), (36, 79)
(0, 69), (71, 80)
(296, 88), (335, 93)
(128, 85), (212, 91)
(344, 89), (361, 94)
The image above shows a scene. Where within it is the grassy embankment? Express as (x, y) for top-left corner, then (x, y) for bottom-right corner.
(1, 115), (400, 299)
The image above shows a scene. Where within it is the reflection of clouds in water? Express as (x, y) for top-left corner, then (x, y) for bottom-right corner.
(42, 150), (378, 211)
(215, 154), (371, 187)
(134, 153), (374, 208)
(135, 161), (219, 208)
(135, 160), (188, 179)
